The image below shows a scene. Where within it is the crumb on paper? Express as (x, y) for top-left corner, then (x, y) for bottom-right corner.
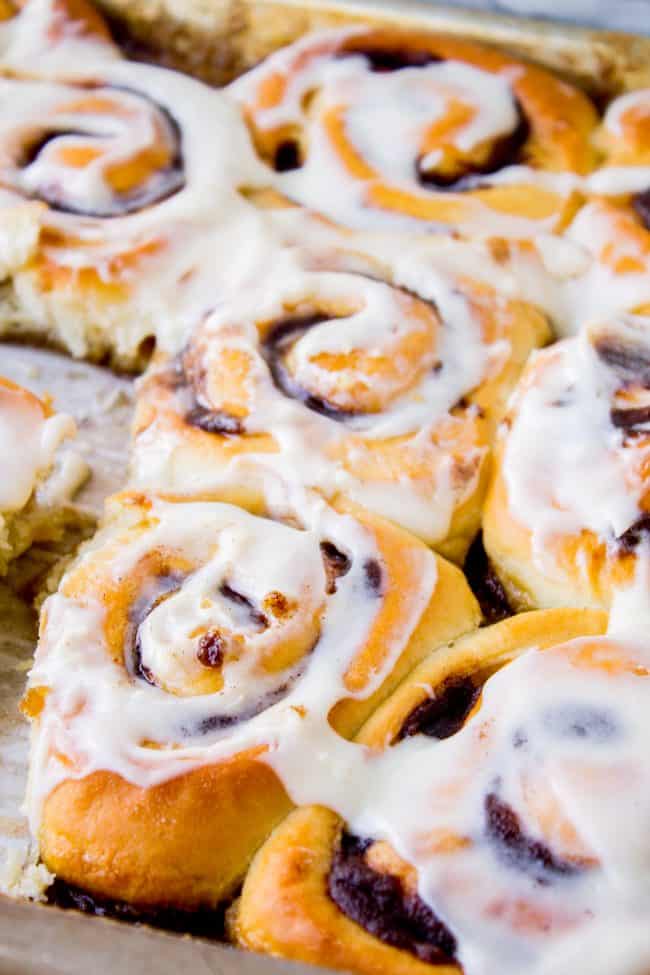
(0, 843), (52, 901)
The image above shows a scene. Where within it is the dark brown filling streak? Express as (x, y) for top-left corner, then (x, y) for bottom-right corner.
(128, 573), (303, 736)
(185, 402), (244, 435)
(396, 674), (482, 743)
(615, 513), (650, 553)
(261, 280), (442, 424)
(363, 557), (384, 596)
(595, 334), (650, 388)
(610, 405), (650, 434)
(186, 679), (296, 737)
(463, 532), (512, 624)
(46, 877), (227, 940)
(632, 188), (650, 232)
(176, 273), (442, 430)
(271, 45), (530, 193)
(129, 570), (186, 684)
(594, 337), (650, 551)
(272, 47), (442, 172)
(484, 792), (584, 886)
(328, 831), (458, 966)
(262, 313), (360, 422)
(321, 540), (352, 593)
(416, 108), (530, 192)
(595, 336), (650, 549)
(18, 85), (184, 218)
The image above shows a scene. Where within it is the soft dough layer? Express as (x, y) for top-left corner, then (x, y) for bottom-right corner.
(0, 376), (87, 575)
(0, 0), (269, 369)
(7, 1), (650, 972)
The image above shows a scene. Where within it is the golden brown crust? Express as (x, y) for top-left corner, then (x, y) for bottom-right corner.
(232, 608), (608, 973)
(34, 490), (480, 908)
(231, 805), (459, 975)
(40, 754), (293, 909)
(357, 606), (608, 746)
(133, 276), (550, 563)
(328, 507), (482, 734)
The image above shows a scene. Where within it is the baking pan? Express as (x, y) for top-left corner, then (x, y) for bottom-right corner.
(97, 0), (650, 92)
(0, 896), (327, 975)
(1, 0), (650, 971)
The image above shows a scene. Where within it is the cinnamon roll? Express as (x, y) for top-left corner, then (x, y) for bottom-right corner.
(230, 27), (598, 239)
(232, 607), (650, 975)
(0, 375), (87, 575)
(0, 0), (267, 369)
(591, 88), (650, 203)
(484, 315), (650, 610)
(22, 489), (479, 915)
(132, 260), (549, 561)
(547, 199), (650, 334)
(537, 90), (650, 332)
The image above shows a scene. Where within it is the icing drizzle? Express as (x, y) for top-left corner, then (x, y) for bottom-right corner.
(5, 5), (650, 974)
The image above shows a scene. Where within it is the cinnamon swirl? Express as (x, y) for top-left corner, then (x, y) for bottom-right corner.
(0, 0), (267, 368)
(132, 258), (549, 561)
(231, 27), (598, 239)
(22, 489), (479, 914)
(484, 316), (650, 609)
(0, 376), (87, 575)
(233, 608), (650, 975)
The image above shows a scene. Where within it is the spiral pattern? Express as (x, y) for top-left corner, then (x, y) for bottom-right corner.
(583, 90), (650, 309)
(0, 7), (266, 369)
(0, 82), (184, 218)
(235, 609), (650, 973)
(24, 487), (481, 912)
(231, 27), (598, 236)
(133, 264), (549, 558)
(49, 494), (333, 711)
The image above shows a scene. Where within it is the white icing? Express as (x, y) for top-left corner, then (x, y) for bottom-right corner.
(526, 202), (650, 338)
(4, 6), (650, 973)
(229, 28), (573, 238)
(0, 379), (76, 513)
(0, 0), (119, 76)
(0, 9), (272, 360)
(600, 88), (650, 141)
(27, 491), (437, 797)
(131, 254), (507, 546)
(588, 166), (650, 195)
(228, 29), (650, 240)
(0, 84), (183, 217)
(501, 317), (650, 576)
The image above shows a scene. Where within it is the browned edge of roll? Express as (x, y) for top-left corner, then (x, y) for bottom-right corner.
(95, 0), (650, 94)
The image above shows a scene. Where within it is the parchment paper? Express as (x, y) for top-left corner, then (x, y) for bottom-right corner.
(0, 345), (132, 897)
